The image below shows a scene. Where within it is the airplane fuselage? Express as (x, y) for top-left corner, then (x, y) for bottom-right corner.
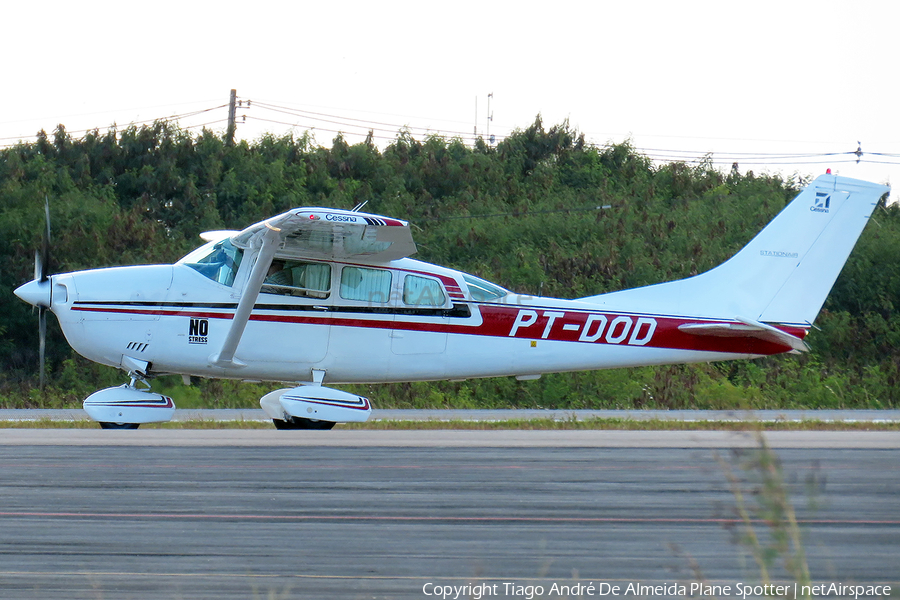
(48, 256), (798, 386)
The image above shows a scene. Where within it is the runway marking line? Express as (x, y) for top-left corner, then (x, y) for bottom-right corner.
(0, 571), (896, 585)
(0, 511), (898, 525)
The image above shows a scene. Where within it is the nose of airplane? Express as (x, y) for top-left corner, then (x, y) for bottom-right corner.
(14, 278), (52, 308)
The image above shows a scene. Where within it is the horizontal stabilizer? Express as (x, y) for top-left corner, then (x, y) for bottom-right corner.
(678, 317), (808, 353)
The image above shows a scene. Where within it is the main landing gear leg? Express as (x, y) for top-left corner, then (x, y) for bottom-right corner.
(271, 370), (336, 429)
(260, 372), (367, 431)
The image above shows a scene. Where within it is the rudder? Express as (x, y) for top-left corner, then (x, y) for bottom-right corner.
(580, 174), (889, 326)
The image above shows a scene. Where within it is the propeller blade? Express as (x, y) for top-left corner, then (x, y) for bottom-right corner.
(38, 306), (46, 390)
(40, 197), (51, 282)
(36, 197), (51, 388)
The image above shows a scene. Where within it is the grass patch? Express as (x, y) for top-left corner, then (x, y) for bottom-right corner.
(0, 418), (101, 428)
(2, 418), (900, 430)
(340, 418), (900, 431)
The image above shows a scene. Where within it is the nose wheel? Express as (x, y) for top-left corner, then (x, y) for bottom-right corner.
(83, 372), (176, 429)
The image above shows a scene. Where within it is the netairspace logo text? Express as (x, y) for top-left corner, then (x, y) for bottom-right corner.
(421, 581), (892, 600)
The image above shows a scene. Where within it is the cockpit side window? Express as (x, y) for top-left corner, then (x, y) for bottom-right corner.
(180, 238), (244, 287)
(462, 273), (507, 301)
(262, 260), (331, 299)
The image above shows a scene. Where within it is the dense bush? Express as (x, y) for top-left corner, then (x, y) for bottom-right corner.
(1, 118), (897, 409)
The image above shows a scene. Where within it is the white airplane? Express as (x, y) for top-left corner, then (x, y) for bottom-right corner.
(13, 174), (889, 429)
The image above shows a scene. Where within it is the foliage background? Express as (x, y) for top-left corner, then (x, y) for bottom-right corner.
(1, 119), (897, 409)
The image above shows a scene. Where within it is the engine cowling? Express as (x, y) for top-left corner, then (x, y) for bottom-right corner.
(260, 385), (371, 424)
(83, 385), (176, 425)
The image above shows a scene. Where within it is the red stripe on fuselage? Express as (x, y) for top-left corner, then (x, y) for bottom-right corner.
(72, 303), (804, 356)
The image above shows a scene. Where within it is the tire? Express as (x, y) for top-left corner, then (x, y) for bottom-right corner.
(272, 418), (335, 430)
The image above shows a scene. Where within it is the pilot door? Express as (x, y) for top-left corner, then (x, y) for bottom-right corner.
(254, 257), (332, 364)
(390, 273), (449, 356)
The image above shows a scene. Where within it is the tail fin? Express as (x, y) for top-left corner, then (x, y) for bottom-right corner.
(580, 174), (889, 326)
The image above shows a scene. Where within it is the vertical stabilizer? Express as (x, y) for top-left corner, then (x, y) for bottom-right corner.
(579, 175), (889, 326)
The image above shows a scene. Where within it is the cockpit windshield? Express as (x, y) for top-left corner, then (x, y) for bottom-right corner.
(178, 238), (244, 286)
(463, 273), (507, 302)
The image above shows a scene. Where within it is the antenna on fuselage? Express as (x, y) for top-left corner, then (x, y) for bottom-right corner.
(351, 200), (369, 212)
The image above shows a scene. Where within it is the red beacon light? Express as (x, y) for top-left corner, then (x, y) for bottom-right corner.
(826, 168), (832, 174)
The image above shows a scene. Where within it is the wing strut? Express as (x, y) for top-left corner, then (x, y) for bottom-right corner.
(209, 224), (281, 368)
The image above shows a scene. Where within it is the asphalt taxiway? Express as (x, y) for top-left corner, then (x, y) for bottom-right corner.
(3, 408), (900, 422)
(0, 430), (898, 599)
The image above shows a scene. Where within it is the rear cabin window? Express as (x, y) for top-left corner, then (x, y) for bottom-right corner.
(403, 275), (446, 306)
(262, 260), (331, 298)
(340, 266), (392, 303)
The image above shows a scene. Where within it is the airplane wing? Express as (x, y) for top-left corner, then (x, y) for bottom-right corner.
(229, 207), (416, 262)
(211, 208), (415, 369)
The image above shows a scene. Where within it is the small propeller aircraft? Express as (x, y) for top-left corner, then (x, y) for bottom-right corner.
(13, 174), (889, 429)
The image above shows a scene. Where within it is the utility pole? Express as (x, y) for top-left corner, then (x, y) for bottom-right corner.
(226, 89), (237, 146)
(487, 92), (494, 145)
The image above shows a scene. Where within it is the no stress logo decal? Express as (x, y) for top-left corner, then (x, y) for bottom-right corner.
(188, 318), (209, 344)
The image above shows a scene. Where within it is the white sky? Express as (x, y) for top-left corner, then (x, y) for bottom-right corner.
(3, 0), (898, 199)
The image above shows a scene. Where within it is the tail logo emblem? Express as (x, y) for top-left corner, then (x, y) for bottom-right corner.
(811, 191), (831, 213)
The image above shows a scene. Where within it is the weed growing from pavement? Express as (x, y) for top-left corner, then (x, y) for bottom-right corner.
(717, 433), (814, 595)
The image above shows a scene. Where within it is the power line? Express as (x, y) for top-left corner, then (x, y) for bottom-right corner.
(245, 116), (401, 142)
(249, 101), (503, 143)
(2, 94), (899, 168)
(245, 115), (484, 145)
(414, 205), (615, 222)
(247, 101), (900, 165)
(637, 147), (850, 159)
(249, 97), (485, 132)
(183, 118), (230, 130)
(0, 104), (230, 144)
